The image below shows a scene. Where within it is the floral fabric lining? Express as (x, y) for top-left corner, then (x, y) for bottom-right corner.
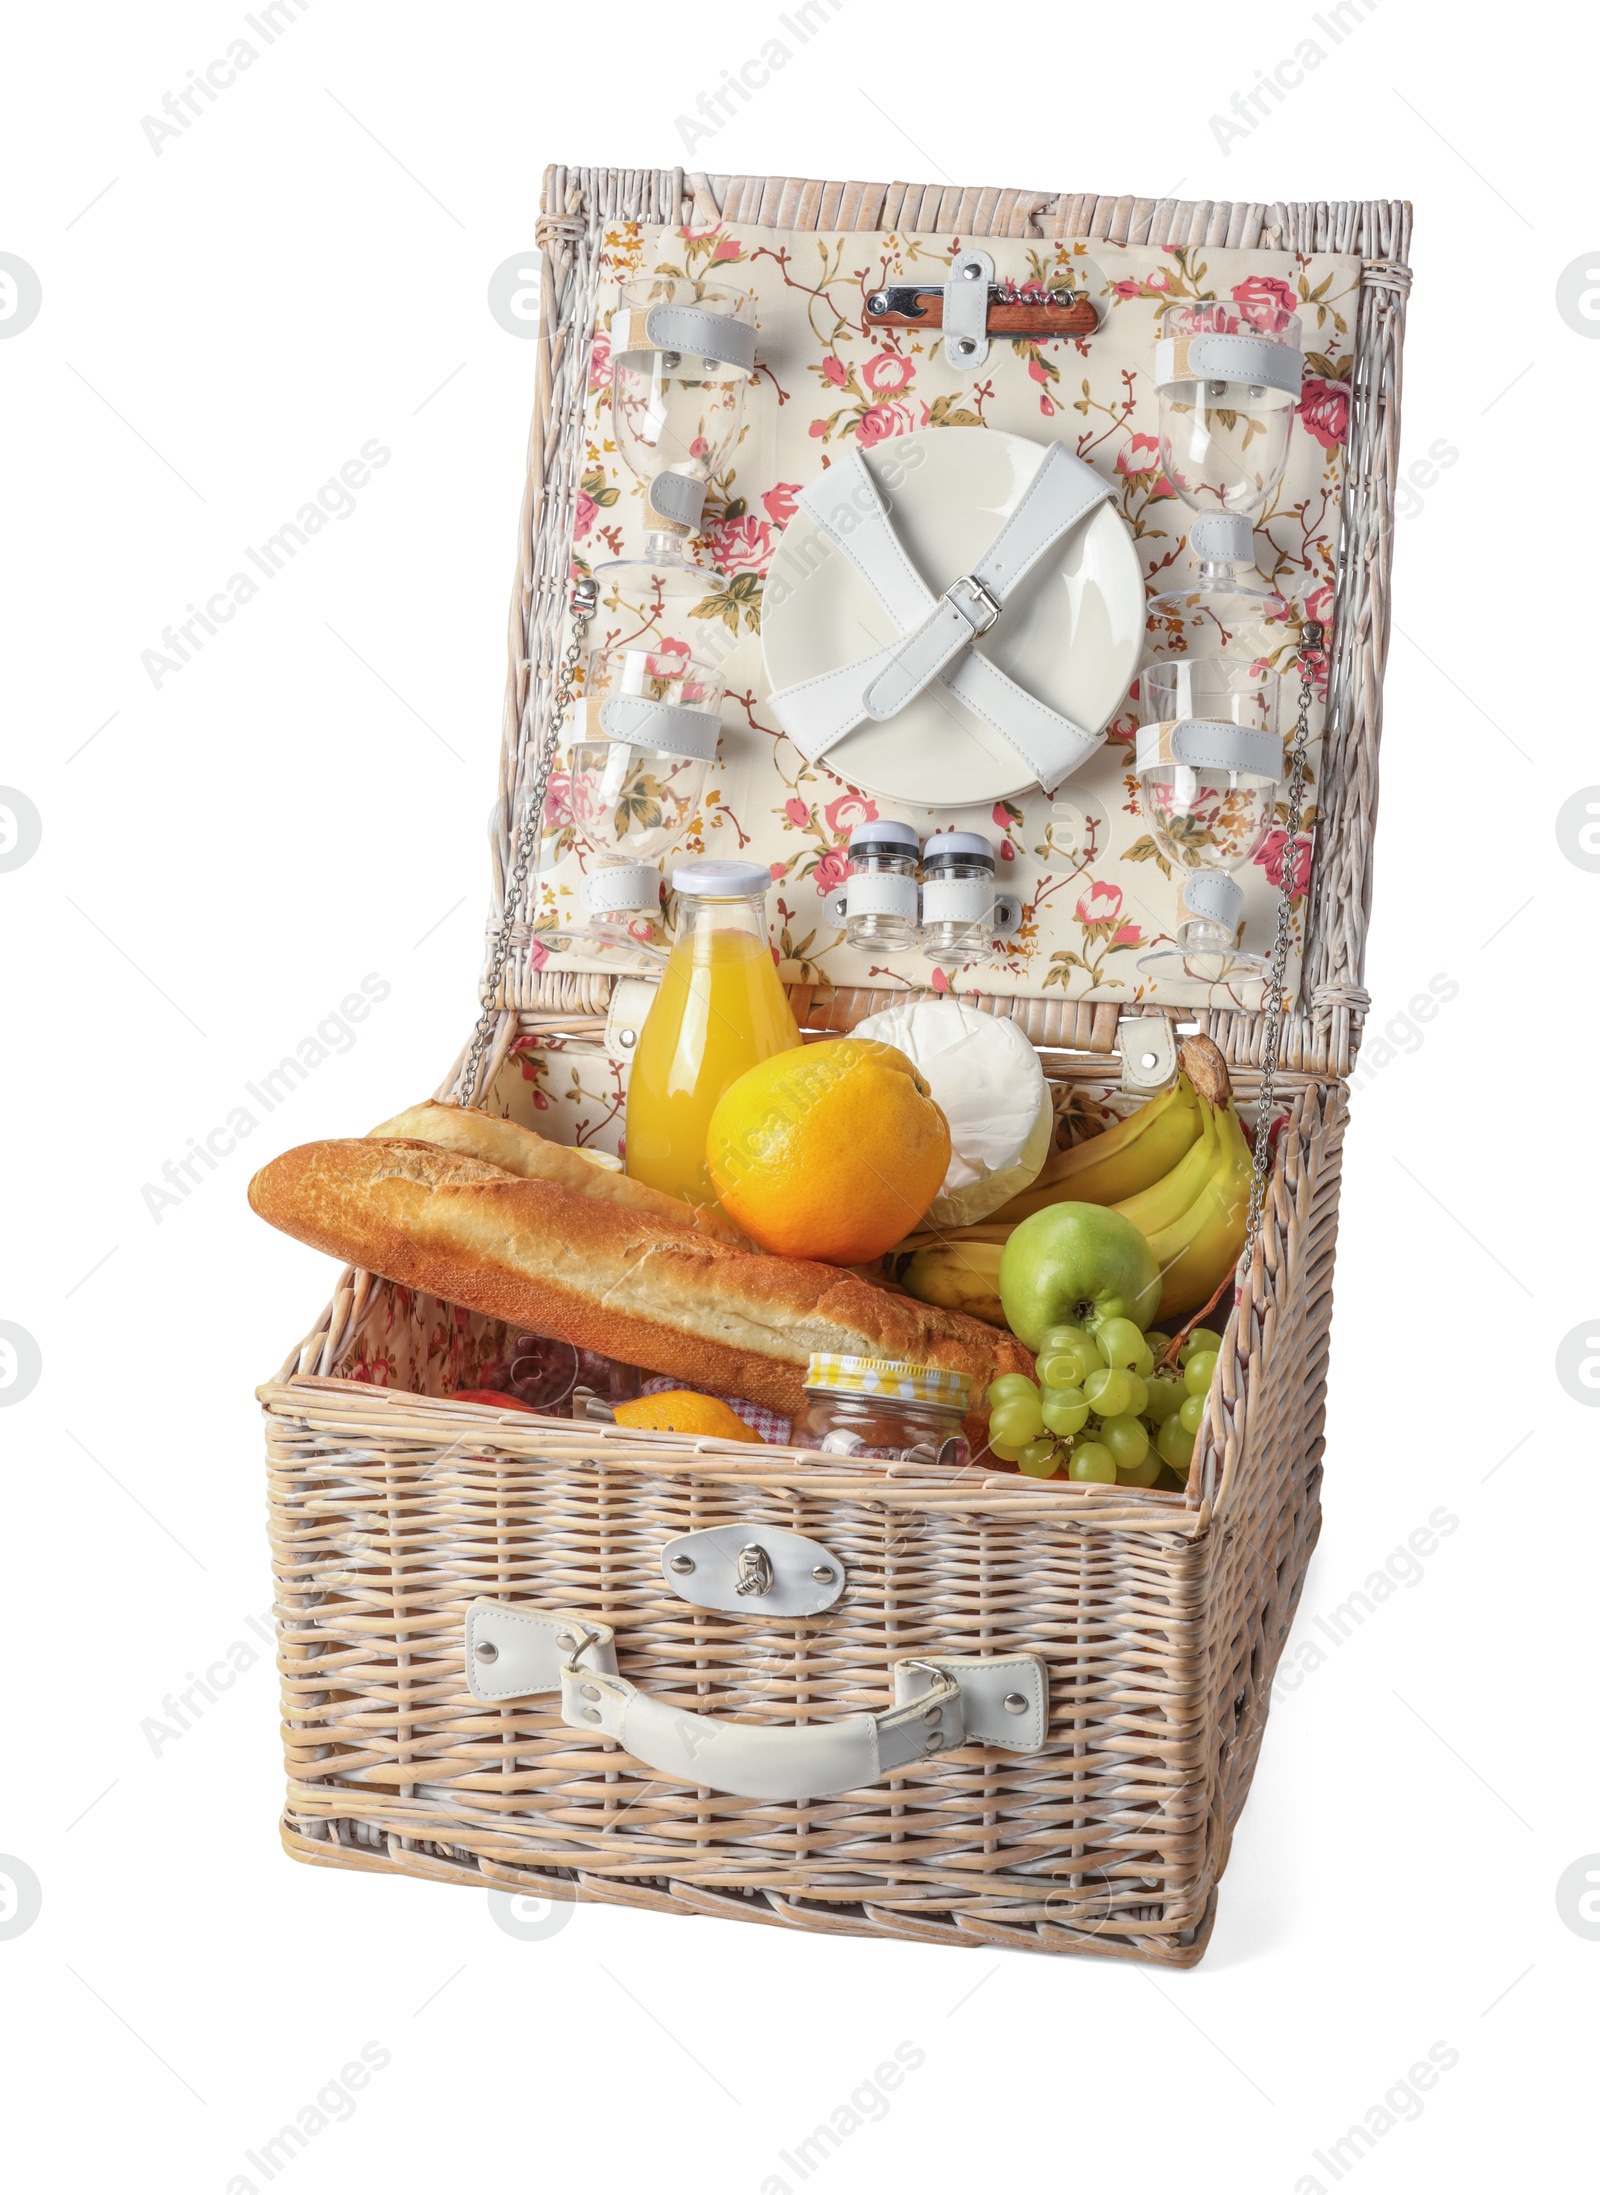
(535, 221), (1359, 1010)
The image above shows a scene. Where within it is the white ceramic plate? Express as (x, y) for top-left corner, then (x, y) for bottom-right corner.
(761, 426), (1144, 808)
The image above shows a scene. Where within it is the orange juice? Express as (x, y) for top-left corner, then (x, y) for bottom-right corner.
(625, 870), (800, 1208)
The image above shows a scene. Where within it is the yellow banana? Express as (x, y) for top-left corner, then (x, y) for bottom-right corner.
(896, 1240), (1008, 1327)
(1111, 1095), (1220, 1238)
(989, 1075), (1202, 1221)
(1142, 1097), (1255, 1321)
(892, 1220), (1013, 1252)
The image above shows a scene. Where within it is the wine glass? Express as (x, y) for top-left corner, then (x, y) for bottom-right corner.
(1155, 302), (1302, 521)
(556, 640), (723, 955)
(610, 274), (755, 561)
(1144, 509), (1293, 666)
(1135, 658), (1283, 982)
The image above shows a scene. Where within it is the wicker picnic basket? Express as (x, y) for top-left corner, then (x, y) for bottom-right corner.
(258, 170), (1409, 1964)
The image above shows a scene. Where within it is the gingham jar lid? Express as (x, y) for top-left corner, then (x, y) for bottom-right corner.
(802, 1354), (972, 1408)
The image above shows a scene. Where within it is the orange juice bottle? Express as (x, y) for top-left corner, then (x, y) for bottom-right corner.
(625, 859), (801, 1208)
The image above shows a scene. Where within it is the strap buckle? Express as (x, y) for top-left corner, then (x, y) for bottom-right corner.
(943, 572), (1002, 637)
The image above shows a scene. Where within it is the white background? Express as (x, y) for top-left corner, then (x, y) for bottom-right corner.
(2, 3), (1595, 2189)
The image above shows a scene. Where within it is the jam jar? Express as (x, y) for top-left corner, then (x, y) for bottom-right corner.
(796, 1354), (971, 1468)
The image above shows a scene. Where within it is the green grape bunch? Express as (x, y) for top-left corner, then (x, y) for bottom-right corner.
(985, 1322), (1226, 1489)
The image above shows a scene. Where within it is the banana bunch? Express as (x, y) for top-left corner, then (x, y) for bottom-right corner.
(894, 1036), (1255, 1326)
(1109, 1063), (1254, 1322)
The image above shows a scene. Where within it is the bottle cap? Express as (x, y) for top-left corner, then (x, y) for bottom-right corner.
(849, 819), (919, 854)
(921, 830), (995, 869)
(670, 858), (773, 899)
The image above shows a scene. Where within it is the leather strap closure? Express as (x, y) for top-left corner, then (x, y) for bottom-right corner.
(646, 471), (706, 531)
(861, 577), (999, 722)
(770, 446), (1110, 792)
(634, 302), (757, 374)
(861, 442), (1113, 722)
(943, 247), (994, 368)
(581, 861), (660, 916)
(1188, 511), (1254, 561)
(1181, 869), (1245, 927)
(1135, 717), (1283, 780)
(597, 694), (722, 763)
(464, 1600), (1048, 1803)
(1155, 331), (1303, 397)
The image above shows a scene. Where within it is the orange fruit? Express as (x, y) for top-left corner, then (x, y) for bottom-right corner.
(612, 1391), (764, 1442)
(704, 1039), (951, 1264)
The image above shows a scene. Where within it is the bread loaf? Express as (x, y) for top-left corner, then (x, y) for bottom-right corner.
(369, 1100), (744, 1242)
(249, 1137), (1032, 1426)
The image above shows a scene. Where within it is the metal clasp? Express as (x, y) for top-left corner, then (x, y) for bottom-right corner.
(559, 1622), (603, 1674)
(734, 1544), (775, 1598)
(944, 572), (1002, 637)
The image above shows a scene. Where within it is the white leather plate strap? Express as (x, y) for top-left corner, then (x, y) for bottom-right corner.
(464, 1600), (1048, 1804)
(862, 442), (1113, 722)
(597, 693), (722, 763)
(769, 449), (1109, 793)
(1154, 330), (1303, 396)
(1135, 717), (1283, 780)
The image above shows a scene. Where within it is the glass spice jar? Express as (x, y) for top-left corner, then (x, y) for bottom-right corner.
(797, 1354), (971, 1468)
(842, 819), (920, 952)
(919, 829), (1002, 963)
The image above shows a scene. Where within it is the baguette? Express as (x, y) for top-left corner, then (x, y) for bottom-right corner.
(249, 1137), (1032, 1430)
(369, 1100), (744, 1243)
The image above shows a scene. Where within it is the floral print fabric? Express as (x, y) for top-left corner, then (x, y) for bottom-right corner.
(539, 221), (1360, 1011)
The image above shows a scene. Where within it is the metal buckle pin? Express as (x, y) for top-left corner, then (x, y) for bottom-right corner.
(943, 573), (1002, 637)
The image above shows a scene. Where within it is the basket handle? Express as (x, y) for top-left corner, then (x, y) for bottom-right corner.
(464, 1601), (1047, 1804)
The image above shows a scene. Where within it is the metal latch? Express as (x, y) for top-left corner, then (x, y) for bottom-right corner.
(661, 1524), (846, 1616)
(734, 1543), (775, 1597)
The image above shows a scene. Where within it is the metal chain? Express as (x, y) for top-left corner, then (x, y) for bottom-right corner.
(1244, 618), (1324, 1261)
(456, 573), (597, 1107)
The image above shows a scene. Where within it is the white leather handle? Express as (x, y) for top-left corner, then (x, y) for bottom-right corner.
(464, 1601), (1048, 1804)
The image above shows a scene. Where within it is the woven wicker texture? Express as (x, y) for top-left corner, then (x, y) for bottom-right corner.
(265, 1059), (1344, 1963)
(258, 169), (1406, 1963)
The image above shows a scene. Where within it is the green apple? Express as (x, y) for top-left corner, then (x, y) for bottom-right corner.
(999, 1201), (1161, 1348)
